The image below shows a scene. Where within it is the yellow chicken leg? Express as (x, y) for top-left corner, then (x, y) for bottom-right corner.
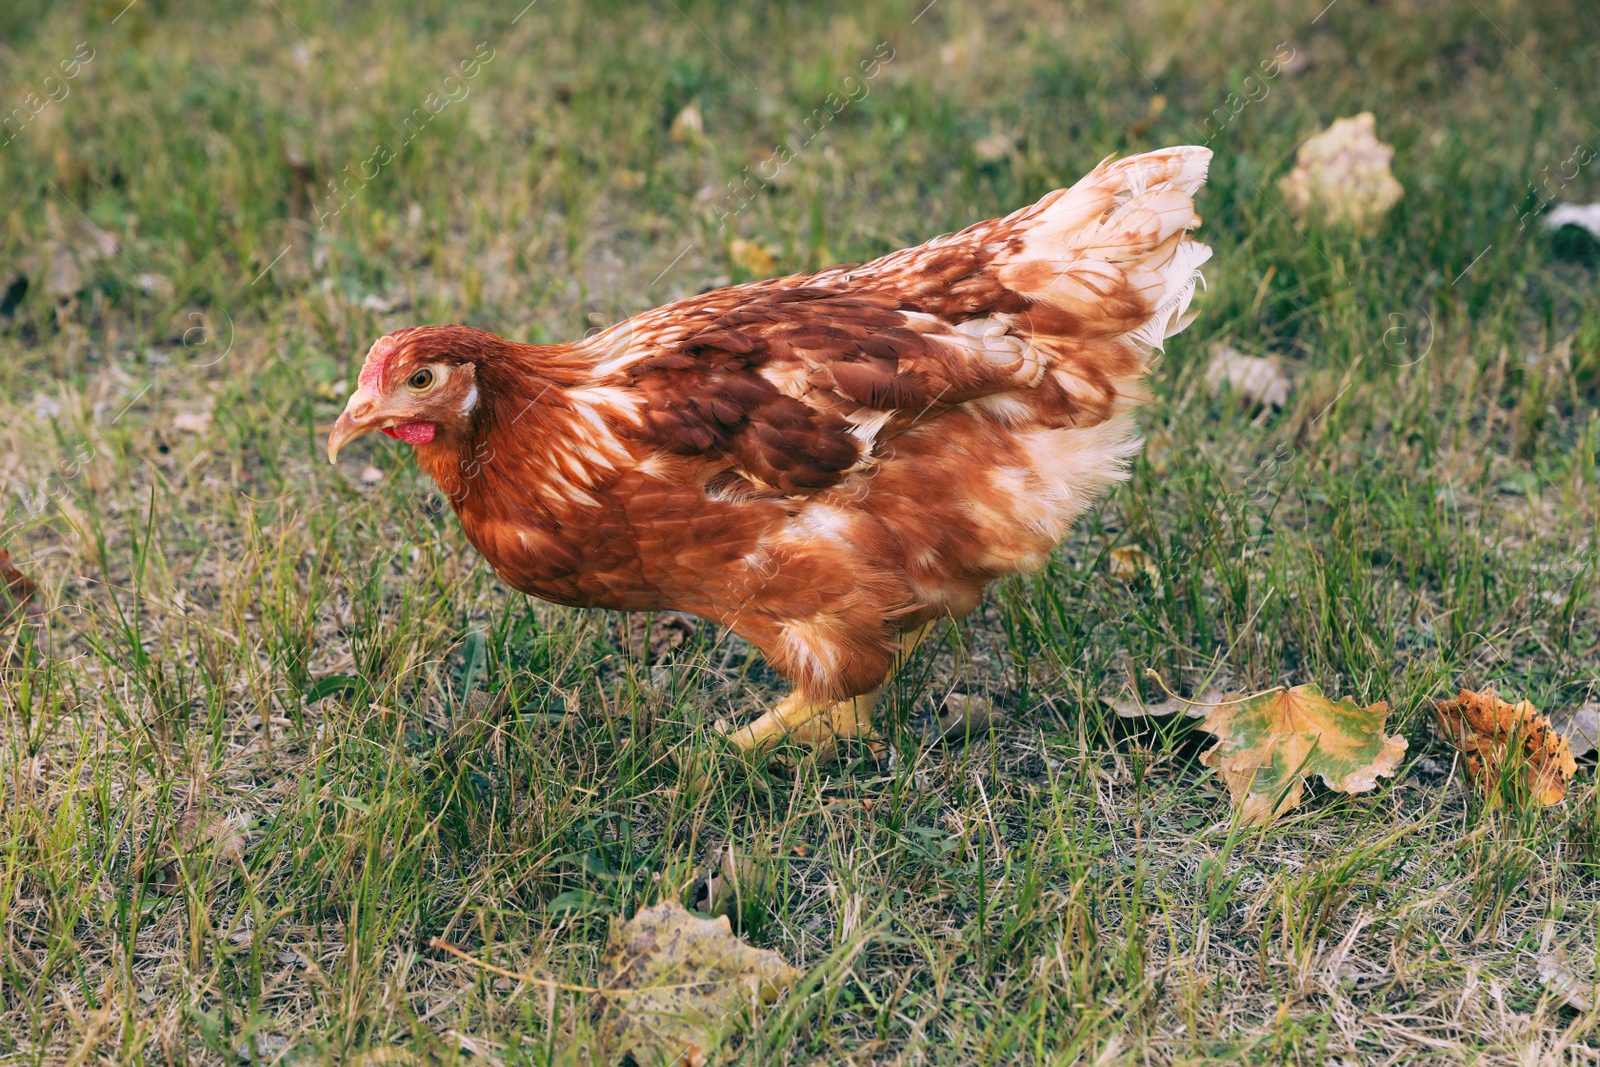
(723, 689), (882, 761)
(721, 623), (934, 761)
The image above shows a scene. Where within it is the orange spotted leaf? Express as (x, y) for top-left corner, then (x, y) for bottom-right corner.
(1434, 687), (1576, 807)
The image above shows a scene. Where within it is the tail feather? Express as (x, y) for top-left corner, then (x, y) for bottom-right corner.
(995, 145), (1213, 353)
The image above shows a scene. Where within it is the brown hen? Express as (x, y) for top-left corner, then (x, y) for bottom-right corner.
(328, 146), (1212, 757)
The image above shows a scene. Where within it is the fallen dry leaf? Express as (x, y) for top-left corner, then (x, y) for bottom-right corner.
(0, 550), (50, 655)
(669, 101), (704, 143)
(1205, 344), (1291, 409)
(1278, 112), (1403, 228)
(1107, 544), (1160, 584)
(693, 841), (774, 925)
(135, 272), (174, 300)
(171, 411), (212, 434)
(597, 900), (800, 1067)
(1111, 687), (1225, 719)
(1434, 687), (1576, 807)
(1537, 947), (1597, 1012)
(1550, 700), (1600, 760)
(729, 238), (778, 278)
(40, 242), (84, 299)
(464, 688), (505, 717)
(923, 692), (1006, 743)
(359, 464), (385, 484)
(151, 807), (246, 893)
(973, 129), (1014, 162)
(1198, 684), (1407, 825)
(696, 845), (748, 920)
(613, 168), (647, 191)
(173, 807), (246, 861)
(344, 1049), (423, 1067)
(622, 611), (698, 664)
(0, 549), (42, 628)
(360, 293), (410, 314)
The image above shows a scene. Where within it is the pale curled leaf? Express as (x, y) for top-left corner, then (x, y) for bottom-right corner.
(135, 272), (174, 299)
(152, 807), (247, 893)
(171, 807), (246, 865)
(973, 129), (1014, 162)
(1205, 344), (1291, 409)
(693, 842), (767, 922)
(360, 293), (406, 313)
(1198, 684), (1406, 825)
(669, 101), (704, 142)
(1111, 688), (1225, 719)
(1537, 947), (1597, 1012)
(42, 242), (85, 299)
(1277, 112), (1403, 228)
(1549, 700), (1600, 760)
(923, 693), (1005, 743)
(598, 900), (800, 1067)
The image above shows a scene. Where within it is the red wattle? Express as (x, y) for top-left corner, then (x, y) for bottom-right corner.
(382, 421), (436, 444)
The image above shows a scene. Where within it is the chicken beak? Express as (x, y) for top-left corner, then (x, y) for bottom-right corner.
(327, 389), (380, 465)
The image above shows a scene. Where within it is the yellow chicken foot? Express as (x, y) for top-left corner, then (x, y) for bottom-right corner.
(722, 689), (883, 762)
(719, 622), (935, 762)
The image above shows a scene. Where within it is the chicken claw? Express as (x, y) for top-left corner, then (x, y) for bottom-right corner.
(721, 689), (885, 764)
(717, 623), (934, 764)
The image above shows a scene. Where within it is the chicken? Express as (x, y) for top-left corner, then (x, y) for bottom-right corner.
(327, 146), (1212, 759)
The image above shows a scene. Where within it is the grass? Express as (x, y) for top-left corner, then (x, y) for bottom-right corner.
(1, 0), (1598, 1062)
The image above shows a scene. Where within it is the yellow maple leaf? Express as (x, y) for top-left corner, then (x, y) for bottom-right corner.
(597, 900), (801, 1067)
(1433, 687), (1576, 808)
(1198, 684), (1407, 826)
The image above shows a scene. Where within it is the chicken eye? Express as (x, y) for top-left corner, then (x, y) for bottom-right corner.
(406, 368), (435, 391)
